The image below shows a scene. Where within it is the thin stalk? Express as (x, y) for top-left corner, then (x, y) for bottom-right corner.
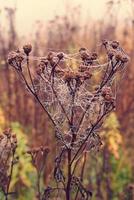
(37, 172), (41, 200)
(5, 150), (15, 200)
(66, 149), (72, 200)
(74, 152), (87, 200)
(71, 106), (113, 165)
(26, 55), (36, 94)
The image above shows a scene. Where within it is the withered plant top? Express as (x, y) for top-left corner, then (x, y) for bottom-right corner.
(7, 40), (129, 200)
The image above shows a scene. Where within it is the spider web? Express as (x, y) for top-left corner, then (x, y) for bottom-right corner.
(19, 44), (128, 152)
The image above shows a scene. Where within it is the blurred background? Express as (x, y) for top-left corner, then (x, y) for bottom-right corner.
(0, 0), (134, 199)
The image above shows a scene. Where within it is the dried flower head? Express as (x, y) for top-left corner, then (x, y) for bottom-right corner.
(23, 44), (32, 56)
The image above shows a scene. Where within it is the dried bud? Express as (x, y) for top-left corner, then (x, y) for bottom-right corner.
(121, 55), (129, 63)
(12, 133), (16, 138)
(23, 44), (32, 56)
(91, 52), (98, 60)
(115, 53), (129, 63)
(83, 71), (92, 80)
(78, 64), (88, 72)
(79, 47), (87, 52)
(102, 39), (108, 46)
(36, 68), (42, 75)
(108, 49), (115, 59)
(50, 59), (56, 67)
(7, 51), (17, 65)
(41, 58), (49, 66)
(104, 94), (112, 101)
(7, 51), (24, 70)
(80, 51), (90, 60)
(47, 51), (54, 61)
(3, 129), (11, 138)
(0, 134), (4, 141)
(101, 86), (112, 97)
(111, 40), (119, 49)
(57, 52), (64, 60)
(63, 71), (72, 82)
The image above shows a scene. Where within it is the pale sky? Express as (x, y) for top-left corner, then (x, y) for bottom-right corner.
(0, 0), (132, 35)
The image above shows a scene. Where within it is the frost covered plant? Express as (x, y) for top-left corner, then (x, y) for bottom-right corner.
(7, 40), (129, 200)
(0, 129), (18, 200)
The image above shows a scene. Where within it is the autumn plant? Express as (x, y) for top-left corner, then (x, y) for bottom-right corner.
(7, 40), (129, 200)
(0, 129), (18, 200)
(26, 146), (50, 200)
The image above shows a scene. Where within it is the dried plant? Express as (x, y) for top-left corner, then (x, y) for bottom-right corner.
(7, 40), (129, 200)
(27, 146), (50, 200)
(0, 129), (18, 200)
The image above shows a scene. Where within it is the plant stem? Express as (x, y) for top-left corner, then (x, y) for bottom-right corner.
(66, 149), (72, 200)
(37, 172), (41, 200)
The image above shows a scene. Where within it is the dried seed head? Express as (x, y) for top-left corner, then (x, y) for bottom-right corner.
(23, 44), (32, 56)
(78, 64), (88, 72)
(102, 39), (108, 46)
(101, 86), (112, 97)
(91, 52), (98, 60)
(12, 134), (17, 139)
(7, 51), (17, 65)
(79, 47), (87, 52)
(0, 134), (4, 141)
(121, 55), (129, 63)
(7, 51), (24, 70)
(57, 52), (64, 60)
(115, 52), (129, 63)
(111, 40), (119, 49)
(40, 58), (49, 66)
(36, 67), (42, 75)
(79, 50), (90, 60)
(104, 94), (112, 101)
(83, 70), (92, 80)
(47, 51), (54, 61)
(3, 128), (11, 137)
(107, 48), (115, 59)
(50, 59), (56, 67)
(115, 52), (122, 62)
